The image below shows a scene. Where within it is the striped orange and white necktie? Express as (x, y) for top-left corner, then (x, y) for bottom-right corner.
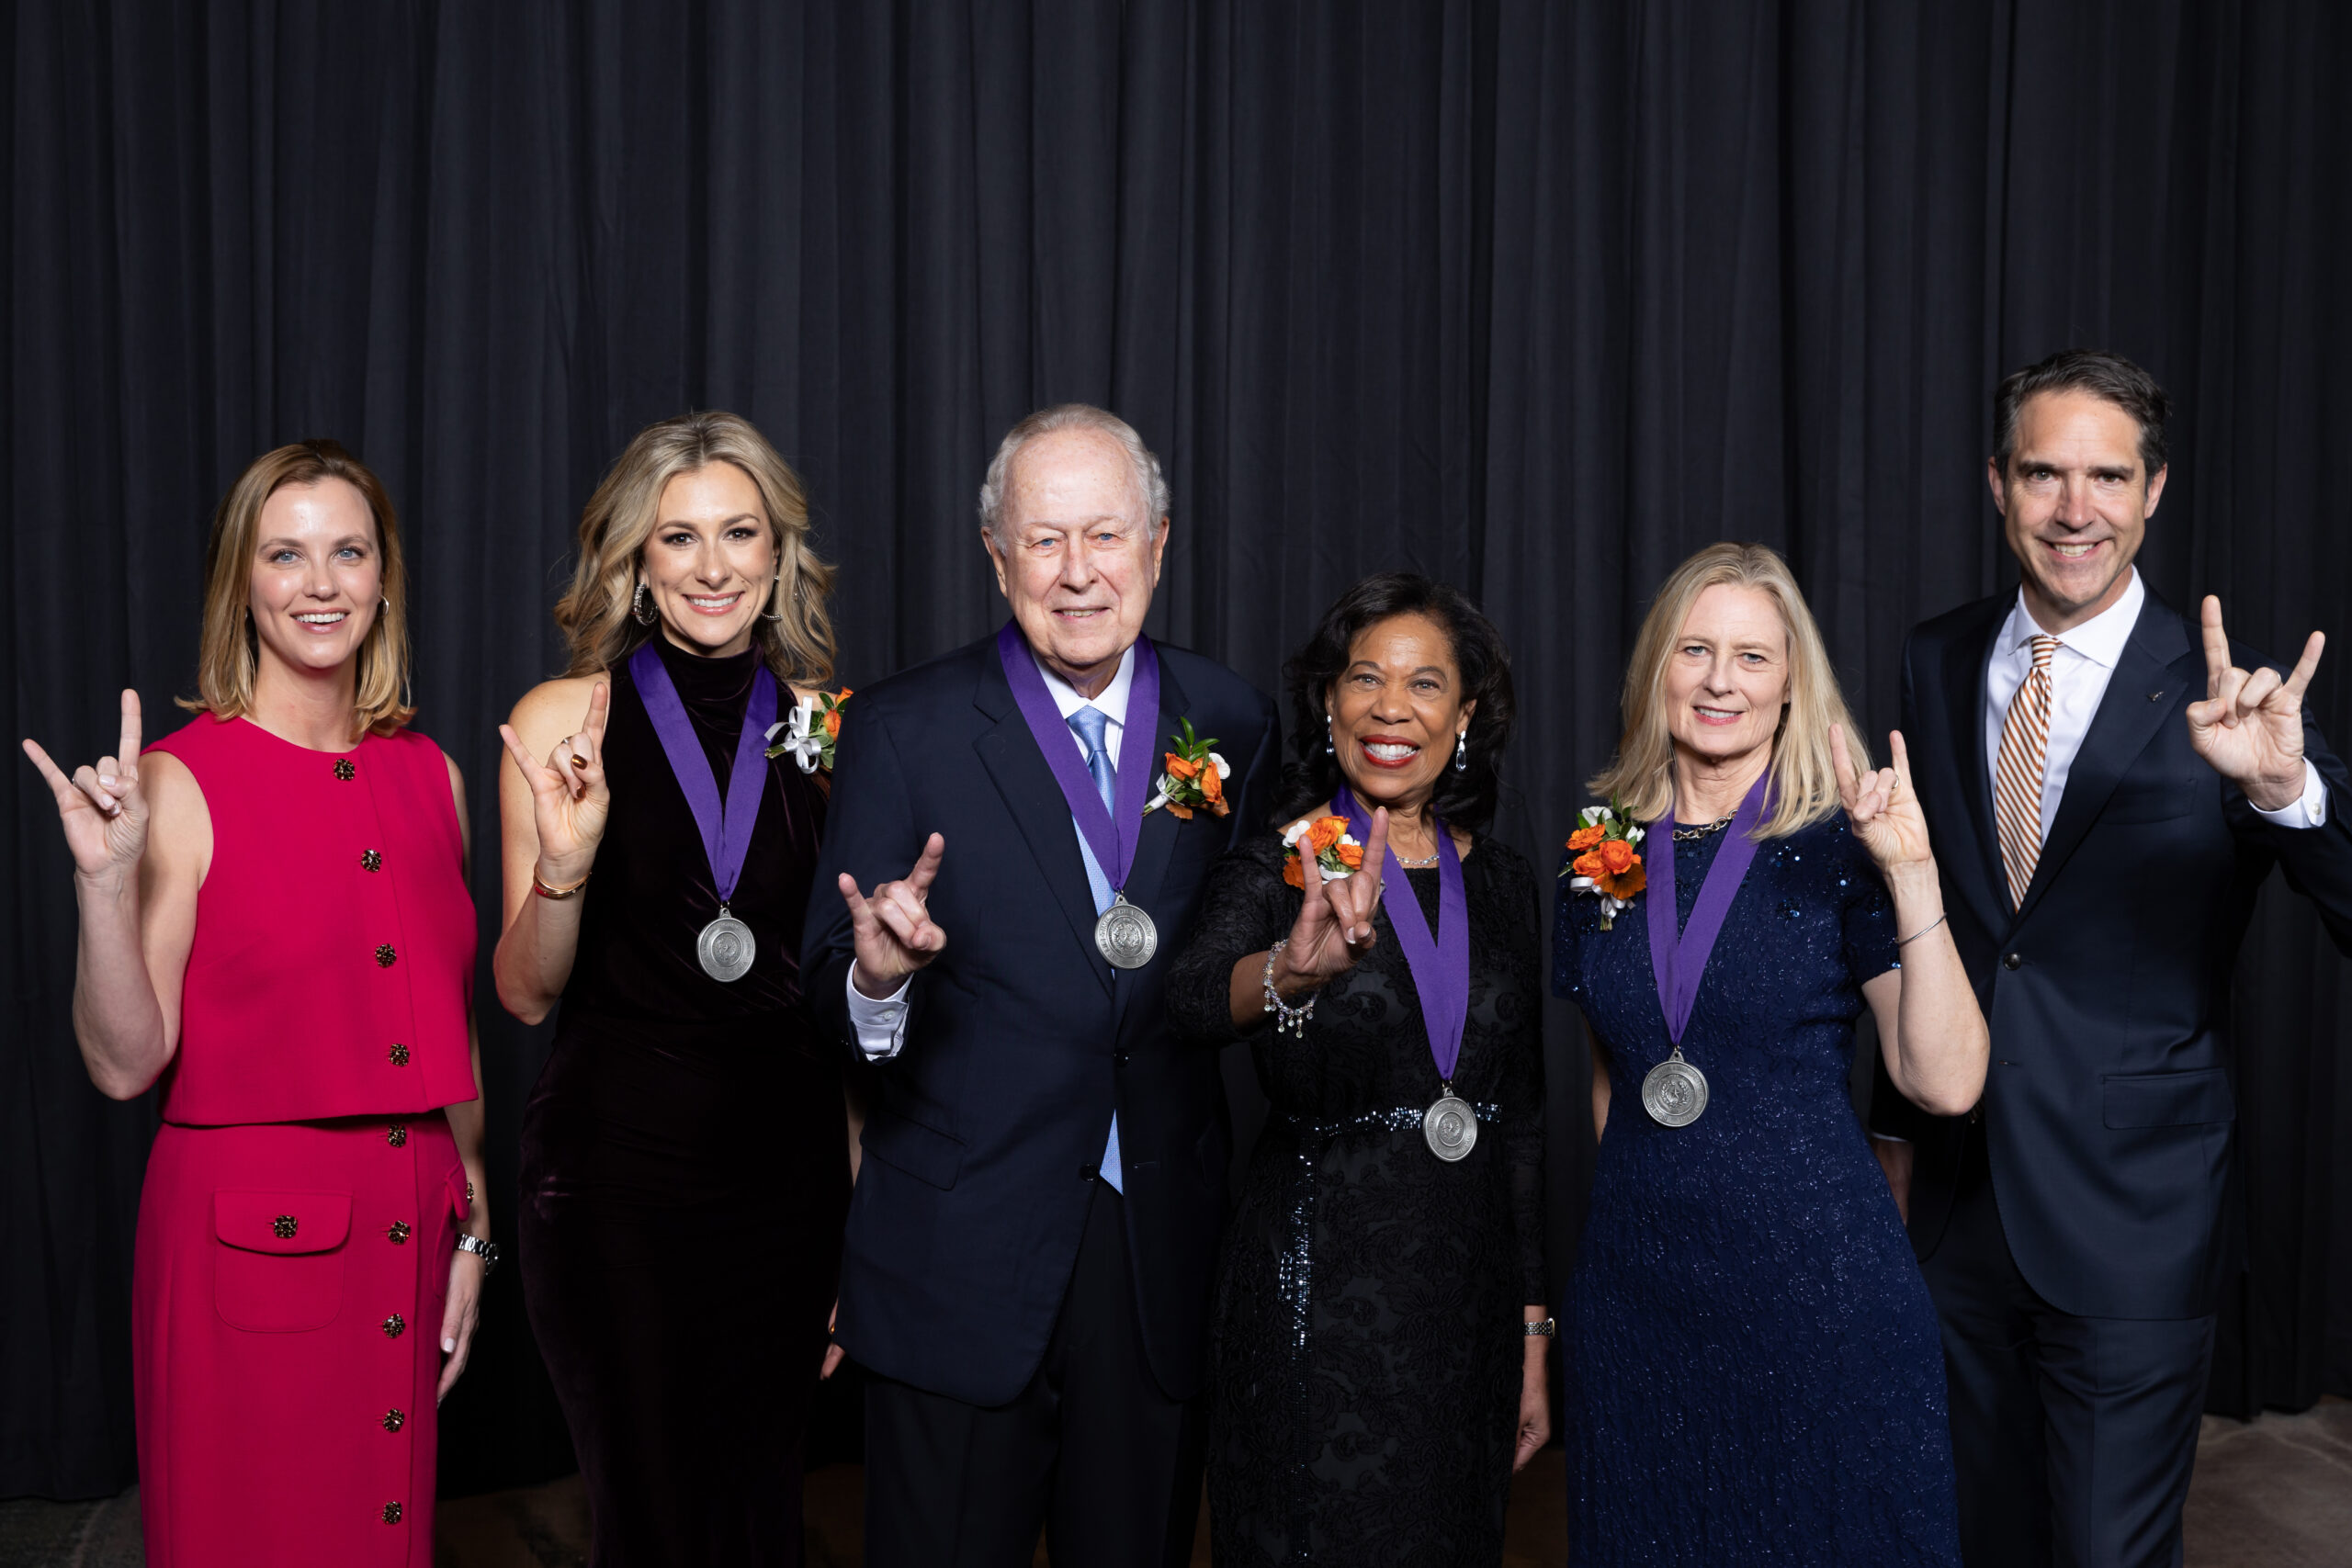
(1994, 635), (2060, 908)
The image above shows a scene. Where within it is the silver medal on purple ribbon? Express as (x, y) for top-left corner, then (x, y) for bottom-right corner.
(996, 623), (1165, 970)
(1640, 773), (1770, 1126)
(1335, 784), (1475, 1160)
(630, 642), (778, 984)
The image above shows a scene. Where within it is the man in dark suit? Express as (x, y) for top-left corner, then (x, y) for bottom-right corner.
(802, 404), (1279, 1567)
(1871, 348), (2352, 1567)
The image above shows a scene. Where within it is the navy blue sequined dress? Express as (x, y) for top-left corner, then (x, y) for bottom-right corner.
(1553, 812), (1961, 1566)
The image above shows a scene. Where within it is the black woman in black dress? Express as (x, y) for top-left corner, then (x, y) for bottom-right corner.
(494, 412), (848, 1565)
(1168, 574), (1548, 1566)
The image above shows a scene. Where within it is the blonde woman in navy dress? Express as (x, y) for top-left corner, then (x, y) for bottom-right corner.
(1553, 542), (1987, 1564)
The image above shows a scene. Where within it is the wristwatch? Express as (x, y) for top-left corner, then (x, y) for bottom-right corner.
(455, 1235), (501, 1276)
(1523, 1317), (1556, 1337)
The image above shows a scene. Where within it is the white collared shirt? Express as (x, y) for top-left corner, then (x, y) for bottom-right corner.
(844, 642), (1139, 1055)
(1982, 568), (2324, 838)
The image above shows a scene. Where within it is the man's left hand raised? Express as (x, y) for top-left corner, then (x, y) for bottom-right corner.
(2188, 594), (2324, 813)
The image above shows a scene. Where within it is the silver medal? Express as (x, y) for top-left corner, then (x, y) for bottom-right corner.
(1641, 1050), (1709, 1127)
(1094, 894), (1159, 970)
(695, 909), (756, 983)
(1423, 1093), (1478, 1162)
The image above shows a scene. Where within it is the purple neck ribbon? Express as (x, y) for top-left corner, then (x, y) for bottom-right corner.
(1335, 783), (1470, 1083)
(1645, 771), (1770, 1045)
(995, 621), (1161, 891)
(629, 639), (778, 908)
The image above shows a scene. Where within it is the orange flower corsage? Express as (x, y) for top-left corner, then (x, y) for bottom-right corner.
(1561, 801), (1645, 929)
(765, 688), (853, 773)
(1144, 718), (1230, 821)
(1282, 814), (1363, 888)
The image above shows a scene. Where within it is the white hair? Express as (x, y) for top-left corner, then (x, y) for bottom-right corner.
(978, 403), (1171, 541)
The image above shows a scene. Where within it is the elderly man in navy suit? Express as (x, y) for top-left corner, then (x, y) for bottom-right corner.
(803, 404), (1279, 1567)
(1871, 348), (2352, 1568)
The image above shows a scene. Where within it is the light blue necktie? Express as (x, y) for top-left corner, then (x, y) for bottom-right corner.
(1067, 706), (1125, 1194)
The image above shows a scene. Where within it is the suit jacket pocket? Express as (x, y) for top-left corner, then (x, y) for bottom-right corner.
(2101, 778), (2200, 824)
(213, 1189), (351, 1333)
(2101, 1067), (2235, 1129)
(860, 1108), (967, 1190)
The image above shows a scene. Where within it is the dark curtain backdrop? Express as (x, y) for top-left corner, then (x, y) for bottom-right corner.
(6, 0), (2347, 1503)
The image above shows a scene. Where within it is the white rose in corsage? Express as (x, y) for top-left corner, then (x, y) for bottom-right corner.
(1561, 801), (1645, 930)
(1143, 718), (1231, 819)
(1281, 814), (1364, 890)
(763, 687), (852, 773)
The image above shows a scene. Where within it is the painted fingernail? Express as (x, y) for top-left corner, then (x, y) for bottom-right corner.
(442, 1337), (457, 1353)
(98, 775), (116, 788)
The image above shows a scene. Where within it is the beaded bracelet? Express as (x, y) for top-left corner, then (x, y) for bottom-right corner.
(1261, 939), (1317, 1038)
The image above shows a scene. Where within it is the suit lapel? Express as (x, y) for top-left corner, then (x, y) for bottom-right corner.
(1931, 604), (2011, 940)
(2010, 596), (2193, 929)
(971, 652), (1115, 997)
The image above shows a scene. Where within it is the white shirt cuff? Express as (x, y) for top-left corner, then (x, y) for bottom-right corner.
(2251, 760), (2328, 829)
(847, 965), (913, 1058)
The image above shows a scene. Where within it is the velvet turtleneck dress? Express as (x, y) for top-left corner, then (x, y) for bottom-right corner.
(518, 635), (848, 1565)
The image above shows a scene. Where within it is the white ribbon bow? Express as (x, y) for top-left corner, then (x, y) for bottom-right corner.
(764, 701), (826, 774)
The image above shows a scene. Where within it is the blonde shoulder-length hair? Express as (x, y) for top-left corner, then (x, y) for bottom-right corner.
(1588, 541), (1866, 839)
(180, 439), (415, 736)
(553, 412), (837, 686)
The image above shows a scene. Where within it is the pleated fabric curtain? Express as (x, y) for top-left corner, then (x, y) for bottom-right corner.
(3, 0), (2345, 1500)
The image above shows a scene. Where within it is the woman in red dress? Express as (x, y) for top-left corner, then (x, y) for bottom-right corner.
(20, 440), (491, 1565)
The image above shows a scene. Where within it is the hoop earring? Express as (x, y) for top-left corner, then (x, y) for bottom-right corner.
(1453, 731), (1468, 773)
(761, 574), (786, 622)
(631, 581), (658, 626)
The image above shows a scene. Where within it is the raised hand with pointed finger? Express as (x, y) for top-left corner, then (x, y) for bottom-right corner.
(21, 688), (151, 888)
(498, 680), (613, 885)
(2188, 594), (2325, 813)
(1275, 806), (1390, 990)
(1830, 724), (1936, 875)
(840, 832), (948, 998)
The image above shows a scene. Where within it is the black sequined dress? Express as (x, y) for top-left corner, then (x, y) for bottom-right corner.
(1168, 830), (1545, 1567)
(1552, 812), (1961, 1565)
(518, 637), (848, 1566)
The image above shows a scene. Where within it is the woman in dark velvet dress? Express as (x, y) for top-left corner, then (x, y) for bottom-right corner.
(494, 412), (849, 1565)
(1553, 543), (1986, 1565)
(1168, 574), (1549, 1567)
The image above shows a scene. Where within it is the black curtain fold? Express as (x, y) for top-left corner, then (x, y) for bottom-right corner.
(5, 0), (2346, 1503)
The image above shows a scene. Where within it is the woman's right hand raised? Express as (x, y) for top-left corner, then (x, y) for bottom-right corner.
(22, 689), (150, 887)
(1275, 807), (1390, 989)
(498, 681), (612, 881)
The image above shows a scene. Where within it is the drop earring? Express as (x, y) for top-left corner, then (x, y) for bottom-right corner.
(1453, 731), (1468, 773)
(631, 581), (657, 626)
(1324, 715), (1335, 756)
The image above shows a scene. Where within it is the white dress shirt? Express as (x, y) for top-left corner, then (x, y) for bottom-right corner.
(1982, 568), (2324, 836)
(846, 642), (1137, 1185)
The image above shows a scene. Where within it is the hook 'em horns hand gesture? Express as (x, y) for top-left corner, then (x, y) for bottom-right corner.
(22, 689), (150, 887)
(2188, 595), (2324, 814)
(1831, 724), (1935, 876)
(840, 832), (948, 998)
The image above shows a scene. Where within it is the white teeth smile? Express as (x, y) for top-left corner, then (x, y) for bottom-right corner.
(1364, 742), (1419, 761)
(294, 613), (346, 625)
(1696, 706), (1740, 720)
(2051, 543), (2098, 558)
(684, 595), (740, 609)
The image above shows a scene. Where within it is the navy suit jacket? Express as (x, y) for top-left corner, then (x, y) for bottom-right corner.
(802, 632), (1279, 1405)
(1873, 589), (2352, 1320)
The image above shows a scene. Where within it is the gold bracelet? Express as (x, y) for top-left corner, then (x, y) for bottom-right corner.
(532, 870), (591, 900)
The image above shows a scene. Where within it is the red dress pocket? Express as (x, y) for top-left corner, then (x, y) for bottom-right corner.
(212, 1189), (351, 1332)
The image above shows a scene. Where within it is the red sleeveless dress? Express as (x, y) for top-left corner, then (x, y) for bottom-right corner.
(133, 716), (478, 1566)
